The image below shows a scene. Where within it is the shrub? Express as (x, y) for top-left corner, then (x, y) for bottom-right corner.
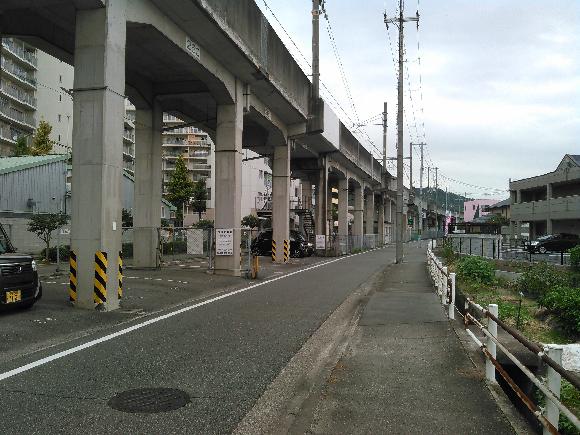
(570, 245), (580, 271)
(456, 256), (496, 285)
(538, 286), (580, 337)
(193, 219), (214, 230)
(440, 239), (457, 265)
(516, 262), (570, 298)
(42, 245), (71, 262)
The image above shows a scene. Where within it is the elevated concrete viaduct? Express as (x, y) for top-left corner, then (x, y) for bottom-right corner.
(0, 0), (395, 310)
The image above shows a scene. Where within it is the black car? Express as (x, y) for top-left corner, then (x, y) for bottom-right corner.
(0, 223), (41, 310)
(526, 233), (580, 254)
(251, 229), (313, 258)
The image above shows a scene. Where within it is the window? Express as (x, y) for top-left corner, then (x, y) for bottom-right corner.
(258, 170), (263, 179)
(59, 75), (62, 84)
(206, 188), (211, 201)
(473, 205), (476, 211)
(58, 134), (61, 142)
(58, 114), (61, 122)
(161, 206), (166, 218)
(59, 95), (62, 102)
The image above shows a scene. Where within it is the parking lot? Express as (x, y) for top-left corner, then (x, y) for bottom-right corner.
(0, 254), (326, 365)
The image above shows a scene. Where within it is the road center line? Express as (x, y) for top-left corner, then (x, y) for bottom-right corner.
(0, 249), (382, 382)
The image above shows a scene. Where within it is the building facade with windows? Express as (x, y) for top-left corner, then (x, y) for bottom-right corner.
(510, 154), (580, 239)
(0, 38), (38, 155)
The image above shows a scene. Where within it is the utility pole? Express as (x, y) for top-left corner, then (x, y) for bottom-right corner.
(411, 142), (426, 234)
(382, 102), (388, 171)
(434, 166), (439, 233)
(385, 0), (418, 264)
(312, 0), (320, 101)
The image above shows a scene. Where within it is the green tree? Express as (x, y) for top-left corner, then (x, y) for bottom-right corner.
(28, 213), (69, 262)
(487, 214), (509, 226)
(13, 136), (30, 156)
(191, 179), (208, 220)
(194, 219), (214, 230)
(30, 120), (55, 156)
(166, 156), (194, 226)
(241, 214), (260, 229)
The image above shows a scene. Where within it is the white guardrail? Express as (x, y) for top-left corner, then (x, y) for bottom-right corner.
(427, 244), (580, 435)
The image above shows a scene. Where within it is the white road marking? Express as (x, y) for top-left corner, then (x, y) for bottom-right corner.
(0, 249), (382, 382)
(45, 281), (56, 284)
(167, 279), (174, 282)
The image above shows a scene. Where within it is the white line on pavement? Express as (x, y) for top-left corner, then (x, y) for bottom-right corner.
(0, 249), (383, 382)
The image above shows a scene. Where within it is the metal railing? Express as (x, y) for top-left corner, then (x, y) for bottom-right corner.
(464, 300), (579, 434)
(0, 56), (36, 87)
(0, 96), (36, 127)
(2, 38), (37, 66)
(427, 245), (580, 434)
(0, 79), (37, 108)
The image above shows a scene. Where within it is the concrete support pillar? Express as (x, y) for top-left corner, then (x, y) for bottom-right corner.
(214, 81), (243, 276)
(133, 102), (162, 268)
(365, 191), (375, 235)
(302, 180), (312, 209)
(315, 165), (327, 236)
(378, 195), (385, 244)
(352, 186), (363, 248)
(70, 1), (126, 310)
(516, 189), (522, 204)
(547, 218), (553, 235)
(272, 144), (290, 263)
(338, 179), (349, 236)
(547, 183), (552, 200)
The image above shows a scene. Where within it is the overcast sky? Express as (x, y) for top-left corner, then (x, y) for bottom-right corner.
(256, 0), (580, 199)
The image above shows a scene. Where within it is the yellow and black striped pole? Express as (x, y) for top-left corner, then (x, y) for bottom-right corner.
(93, 251), (107, 305)
(68, 250), (77, 302)
(283, 239), (289, 263)
(271, 239), (277, 262)
(118, 251), (123, 300)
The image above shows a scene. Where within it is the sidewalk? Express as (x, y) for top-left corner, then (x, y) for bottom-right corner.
(305, 242), (515, 434)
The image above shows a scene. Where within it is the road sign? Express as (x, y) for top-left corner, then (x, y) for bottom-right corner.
(407, 218), (414, 226)
(216, 229), (234, 256)
(316, 235), (326, 250)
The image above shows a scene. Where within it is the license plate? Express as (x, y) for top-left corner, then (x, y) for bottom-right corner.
(6, 290), (21, 304)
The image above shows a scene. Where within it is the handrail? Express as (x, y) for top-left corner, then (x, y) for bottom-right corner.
(466, 311), (578, 432)
(428, 245), (580, 433)
(467, 299), (580, 391)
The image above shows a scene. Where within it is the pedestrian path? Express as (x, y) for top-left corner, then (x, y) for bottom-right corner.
(306, 242), (515, 434)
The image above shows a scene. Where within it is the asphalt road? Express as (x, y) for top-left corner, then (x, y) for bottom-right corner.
(0, 247), (394, 434)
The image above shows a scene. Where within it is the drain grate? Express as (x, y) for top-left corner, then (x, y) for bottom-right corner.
(108, 388), (190, 414)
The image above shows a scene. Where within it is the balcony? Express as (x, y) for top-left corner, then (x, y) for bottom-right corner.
(511, 196), (580, 221)
(163, 150), (188, 158)
(0, 79), (36, 109)
(0, 97), (35, 128)
(0, 57), (36, 89)
(1, 38), (37, 67)
(190, 164), (211, 171)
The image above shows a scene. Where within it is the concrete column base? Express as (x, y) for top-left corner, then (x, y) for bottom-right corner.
(133, 228), (159, 269)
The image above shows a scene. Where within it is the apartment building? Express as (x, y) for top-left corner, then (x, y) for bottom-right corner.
(162, 114), (214, 222)
(510, 154), (580, 239)
(123, 101), (136, 174)
(0, 38), (38, 155)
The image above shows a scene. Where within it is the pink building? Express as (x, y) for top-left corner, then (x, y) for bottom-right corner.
(463, 199), (501, 222)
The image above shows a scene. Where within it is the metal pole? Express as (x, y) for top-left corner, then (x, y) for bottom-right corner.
(419, 144), (424, 234)
(312, 0), (320, 101)
(434, 167), (439, 234)
(395, 0), (404, 264)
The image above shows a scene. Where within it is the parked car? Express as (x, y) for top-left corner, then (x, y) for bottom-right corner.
(526, 233), (580, 254)
(251, 229), (313, 258)
(0, 223), (42, 310)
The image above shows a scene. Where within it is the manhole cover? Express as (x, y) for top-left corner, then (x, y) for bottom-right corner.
(108, 388), (190, 414)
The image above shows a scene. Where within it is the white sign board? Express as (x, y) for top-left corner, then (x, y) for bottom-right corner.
(315, 235), (326, 250)
(216, 229), (234, 256)
(186, 37), (201, 61)
(60, 228), (71, 236)
(186, 229), (204, 255)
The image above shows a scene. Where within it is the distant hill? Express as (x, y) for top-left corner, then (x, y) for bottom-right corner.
(412, 187), (469, 214)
